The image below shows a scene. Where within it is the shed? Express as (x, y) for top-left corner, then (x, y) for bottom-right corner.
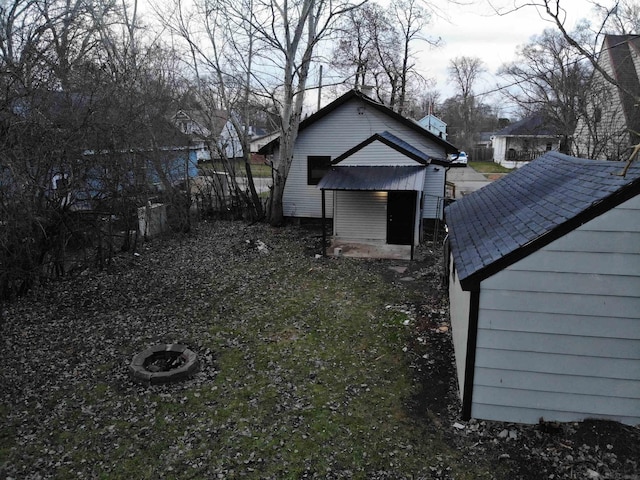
(445, 151), (640, 425)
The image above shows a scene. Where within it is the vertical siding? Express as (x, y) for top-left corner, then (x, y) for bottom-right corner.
(471, 195), (640, 425)
(334, 191), (387, 241)
(448, 254), (472, 399)
(282, 98), (448, 218)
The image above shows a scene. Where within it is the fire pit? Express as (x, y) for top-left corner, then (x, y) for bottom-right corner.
(129, 344), (199, 384)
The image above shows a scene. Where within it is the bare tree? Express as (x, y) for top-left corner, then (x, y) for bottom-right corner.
(498, 27), (593, 153)
(330, 0), (435, 114)
(330, 3), (385, 90)
(595, 0), (640, 34)
(493, 0), (640, 166)
(164, 0), (364, 225)
(0, 0), (190, 298)
(447, 56), (485, 146)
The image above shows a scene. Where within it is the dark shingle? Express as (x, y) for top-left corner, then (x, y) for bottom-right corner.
(446, 152), (640, 288)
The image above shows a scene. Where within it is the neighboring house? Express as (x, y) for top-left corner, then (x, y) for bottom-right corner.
(476, 132), (493, 149)
(250, 131), (280, 165)
(217, 116), (270, 161)
(174, 109), (272, 162)
(418, 114), (448, 140)
(259, 89), (458, 252)
(173, 109), (224, 162)
(573, 34), (640, 161)
(492, 114), (561, 168)
(445, 151), (640, 426)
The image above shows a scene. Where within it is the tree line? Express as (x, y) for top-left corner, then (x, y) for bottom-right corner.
(1, 0), (637, 300)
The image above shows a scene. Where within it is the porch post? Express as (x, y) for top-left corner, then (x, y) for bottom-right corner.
(321, 189), (327, 257)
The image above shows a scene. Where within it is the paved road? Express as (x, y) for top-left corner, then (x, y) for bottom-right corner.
(446, 165), (492, 199)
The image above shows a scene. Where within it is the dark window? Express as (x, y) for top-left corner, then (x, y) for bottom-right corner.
(594, 107), (602, 123)
(307, 156), (331, 185)
(546, 143), (553, 151)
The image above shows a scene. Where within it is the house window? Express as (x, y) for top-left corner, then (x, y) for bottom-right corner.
(594, 107), (602, 123)
(546, 143), (553, 151)
(307, 156), (331, 185)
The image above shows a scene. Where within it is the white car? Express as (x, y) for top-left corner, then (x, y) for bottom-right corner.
(447, 151), (468, 166)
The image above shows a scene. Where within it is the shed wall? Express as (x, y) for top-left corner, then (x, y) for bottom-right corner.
(448, 253), (472, 399)
(471, 195), (640, 425)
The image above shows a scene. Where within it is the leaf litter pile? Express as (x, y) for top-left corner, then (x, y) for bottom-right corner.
(1, 221), (638, 479)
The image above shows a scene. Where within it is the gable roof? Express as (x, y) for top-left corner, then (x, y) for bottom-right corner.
(332, 130), (446, 165)
(445, 151), (640, 290)
(258, 89), (459, 155)
(602, 34), (640, 138)
(493, 113), (559, 137)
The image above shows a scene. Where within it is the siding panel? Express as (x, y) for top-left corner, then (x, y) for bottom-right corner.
(482, 270), (640, 296)
(479, 289), (639, 319)
(334, 191), (387, 241)
(473, 403), (638, 425)
(480, 310), (640, 339)
(476, 368), (640, 398)
(423, 165), (445, 220)
(473, 386), (639, 418)
(475, 348), (639, 381)
(476, 329), (640, 359)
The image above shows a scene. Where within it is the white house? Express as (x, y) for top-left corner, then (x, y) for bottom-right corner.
(259, 90), (458, 255)
(492, 114), (561, 168)
(418, 114), (448, 140)
(445, 151), (640, 426)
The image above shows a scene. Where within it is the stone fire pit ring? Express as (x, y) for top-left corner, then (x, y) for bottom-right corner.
(129, 343), (199, 384)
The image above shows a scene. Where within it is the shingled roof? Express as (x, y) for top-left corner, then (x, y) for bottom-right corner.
(445, 152), (640, 290)
(493, 113), (558, 137)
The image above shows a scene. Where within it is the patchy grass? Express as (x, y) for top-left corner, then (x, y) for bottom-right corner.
(199, 160), (272, 178)
(469, 161), (513, 173)
(0, 222), (489, 479)
(4, 222), (635, 479)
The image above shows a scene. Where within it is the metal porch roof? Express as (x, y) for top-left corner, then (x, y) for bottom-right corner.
(317, 166), (426, 191)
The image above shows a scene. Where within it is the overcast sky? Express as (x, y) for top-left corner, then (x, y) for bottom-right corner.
(418, 0), (591, 107)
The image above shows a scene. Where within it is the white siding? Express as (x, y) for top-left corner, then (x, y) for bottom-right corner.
(334, 191), (387, 241)
(471, 195), (640, 425)
(448, 254), (472, 399)
(422, 165), (445, 220)
(492, 137), (507, 164)
(282, 98), (447, 218)
(338, 142), (422, 167)
(572, 44), (631, 160)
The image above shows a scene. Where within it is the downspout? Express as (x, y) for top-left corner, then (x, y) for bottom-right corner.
(462, 288), (480, 420)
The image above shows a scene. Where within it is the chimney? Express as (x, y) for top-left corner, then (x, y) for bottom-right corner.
(359, 85), (374, 98)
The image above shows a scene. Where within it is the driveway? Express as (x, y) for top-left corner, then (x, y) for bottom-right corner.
(446, 165), (492, 199)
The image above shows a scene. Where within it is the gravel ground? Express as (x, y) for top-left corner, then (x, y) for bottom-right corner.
(1, 220), (638, 479)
